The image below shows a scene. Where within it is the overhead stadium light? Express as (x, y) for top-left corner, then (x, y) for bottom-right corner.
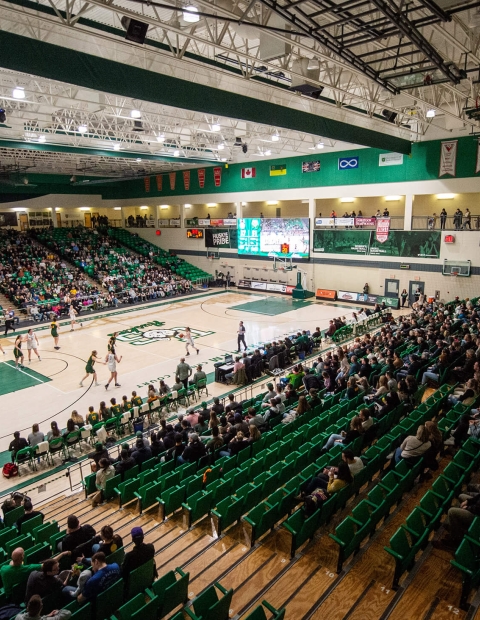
(426, 109), (436, 118)
(78, 124), (88, 133)
(183, 6), (199, 22)
(130, 109), (142, 119)
(13, 87), (25, 99)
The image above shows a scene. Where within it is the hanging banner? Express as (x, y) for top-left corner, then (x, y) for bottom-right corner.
(155, 175), (162, 192)
(169, 172), (176, 190)
(476, 140), (480, 174)
(376, 217), (390, 244)
(213, 167), (222, 187)
(183, 170), (190, 190)
(144, 177), (150, 192)
(355, 217), (377, 226)
(198, 169), (205, 188)
(379, 153), (403, 167)
(439, 140), (458, 177)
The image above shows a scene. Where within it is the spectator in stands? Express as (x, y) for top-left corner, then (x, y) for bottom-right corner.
(122, 527), (156, 582)
(190, 364), (206, 386)
(225, 394), (240, 413)
(303, 368), (322, 392)
(177, 433), (206, 464)
(308, 389), (322, 409)
(77, 552), (121, 603)
(219, 431), (249, 458)
(131, 438), (152, 466)
(443, 414), (471, 450)
(248, 425), (261, 444)
(27, 425), (44, 451)
(70, 411), (84, 427)
(299, 460), (353, 497)
(149, 432), (165, 458)
(92, 458), (115, 507)
(194, 415), (208, 435)
(166, 433), (185, 462)
(16, 501), (44, 531)
(211, 397), (225, 416)
(114, 449), (136, 478)
(321, 416), (364, 453)
(57, 515), (96, 553)
(206, 426), (224, 453)
(91, 525), (123, 556)
(88, 442), (110, 472)
(394, 425), (431, 464)
(47, 422), (61, 441)
(16, 594), (72, 620)
(246, 407), (265, 429)
(9, 431), (28, 462)
(420, 421), (443, 480)
(86, 406), (99, 426)
(261, 384), (276, 407)
(25, 558), (70, 602)
(435, 489), (480, 550)
(1, 548), (41, 599)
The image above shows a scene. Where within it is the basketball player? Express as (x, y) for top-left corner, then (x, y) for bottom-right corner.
(184, 327), (199, 356)
(69, 304), (82, 331)
(51, 317), (60, 350)
(79, 350), (105, 387)
(13, 335), (25, 369)
(105, 346), (122, 390)
(26, 328), (41, 363)
(237, 321), (247, 352)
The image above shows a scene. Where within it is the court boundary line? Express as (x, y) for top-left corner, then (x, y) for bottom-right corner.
(0, 360), (49, 385)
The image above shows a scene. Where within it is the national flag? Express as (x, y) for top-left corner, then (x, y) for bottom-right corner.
(241, 167), (256, 178)
(270, 164), (287, 176)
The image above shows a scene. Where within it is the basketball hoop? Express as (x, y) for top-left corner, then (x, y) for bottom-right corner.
(451, 271), (459, 277)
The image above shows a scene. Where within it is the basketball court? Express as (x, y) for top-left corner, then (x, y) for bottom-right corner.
(0, 289), (369, 453)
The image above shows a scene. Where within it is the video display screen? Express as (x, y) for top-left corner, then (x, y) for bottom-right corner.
(237, 218), (310, 257)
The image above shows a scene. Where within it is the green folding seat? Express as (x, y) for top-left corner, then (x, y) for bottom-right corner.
(6, 533), (34, 556)
(185, 581), (233, 620)
(252, 437), (266, 457)
(179, 461), (198, 481)
(262, 449), (278, 471)
(241, 458), (264, 482)
(330, 516), (370, 573)
(207, 478), (232, 506)
(24, 542), (51, 564)
(95, 577), (124, 620)
(137, 480), (163, 514)
(106, 546), (125, 566)
(254, 471), (280, 499)
(32, 520), (58, 545)
(124, 559), (155, 600)
(223, 468), (245, 491)
(384, 526), (422, 588)
(104, 474), (122, 501)
(115, 479), (138, 507)
(431, 476), (455, 510)
(442, 462), (466, 493)
(244, 502), (280, 546)
(182, 490), (213, 528)
(138, 468), (157, 488)
(365, 486), (391, 525)
(453, 450), (476, 477)
(237, 446), (253, 468)
(403, 507), (432, 547)
(216, 454), (237, 475)
(146, 568), (189, 618)
(156, 459), (174, 477)
(418, 491), (443, 527)
(265, 488), (297, 518)
(299, 463), (318, 483)
(19, 514), (43, 536)
(112, 593), (159, 620)
(335, 482), (355, 511)
(4, 507), (24, 528)
(451, 538), (480, 609)
(183, 474), (204, 498)
(124, 464), (140, 481)
(161, 470), (181, 491)
(243, 600), (285, 620)
(211, 496), (245, 536)
(460, 439), (480, 467)
(378, 471), (403, 506)
(283, 474), (303, 496)
(64, 601), (92, 620)
(283, 508), (320, 558)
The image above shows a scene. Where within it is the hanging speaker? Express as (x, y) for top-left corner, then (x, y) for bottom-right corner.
(121, 16), (149, 44)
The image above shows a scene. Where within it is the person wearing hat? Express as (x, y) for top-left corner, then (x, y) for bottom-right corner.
(177, 432), (206, 465)
(135, 431), (150, 449)
(131, 437), (152, 466)
(190, 364), (206, 386)
(122, 527), (156, 583)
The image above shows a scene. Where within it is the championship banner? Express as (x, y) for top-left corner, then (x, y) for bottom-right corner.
(183, 170), (190, 190)
(439, 140), (458, 177)
(155, 175), (162, 191)
(198, 169), (205, 188)
(213, 167), (222, 187)
(144, 177), (150, 192)
(355, 217), (376, 226)
(476, 140), (480, 174)
(376, 217), (390, 244)
(169, 172), (176, 190)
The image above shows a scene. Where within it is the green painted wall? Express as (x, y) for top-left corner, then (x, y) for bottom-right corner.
(103, 136), (480, 200)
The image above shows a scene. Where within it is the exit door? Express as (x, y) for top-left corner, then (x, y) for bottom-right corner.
(19, 214), (28, 231)
(384, 279), (399, 298)
(409, 281), (425, 306)
(84, 213), (92, 228)
(56, 213), (62, 228)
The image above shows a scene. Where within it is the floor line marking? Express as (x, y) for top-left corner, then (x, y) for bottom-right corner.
(1, 361), (47, 384)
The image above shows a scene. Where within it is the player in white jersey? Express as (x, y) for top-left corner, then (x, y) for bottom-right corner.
(105, 345), (122, 390)
(69, 304), (82, 331)
(184, 327), (199, 356)
(26, 328), (41, 363)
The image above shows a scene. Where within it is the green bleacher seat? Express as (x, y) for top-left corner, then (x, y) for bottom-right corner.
(184, 581), (233, 620)
(146, 568), (189, 618)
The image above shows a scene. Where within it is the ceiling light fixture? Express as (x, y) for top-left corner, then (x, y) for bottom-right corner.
(77, 124), (88, 134)
(206, 203), (217, 207)
(38, 135), (46, 143)
(136, 158), (142, 162)
(157, 134), (165, 142)
(437, 193), (455, 199)
(266, 201), (278, 205)
(265, 150), (271, 156)
(184, 204), (192, 208)
(113, 207), (121, 211)
(140, 206), (148, 210)
(113, 143), (121, 151)
(426, 109), (436, 118)
(130, 109), (141, 119)
(212, 123), (221, 132)
(316, 142), (325, 149)
(340, 197), (355, 203)
(13, 87), (25, 99)
(160, 205), (169, 209)
(217, 144), (225, 150)
(80, 207), (91, 211)
(385, 195), (401, 201)
(271, 134), (280, 142)
(183, 6), (199, 22)
(173, 150), (180, 157)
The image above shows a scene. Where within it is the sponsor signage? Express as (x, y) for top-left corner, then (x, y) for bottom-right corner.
(338, 290), (360, 302)
(336, 291), (399, 308)
(315, 218), (335, 227)
(237, 279), (293, 295)
(335, 218), (355, 227)
(210, 219), (224, 227)
(338, 156), (359, 170)
(198, 219), (211, 226)
(223, 219), (237, 226)
(158, 219), (170, 227)
(316, 289), (336, 300)
(170, 219), (181, 227)
(379, 153), (403, 166)
(355, 217), (377, 227)
(186, 229), (203, 239)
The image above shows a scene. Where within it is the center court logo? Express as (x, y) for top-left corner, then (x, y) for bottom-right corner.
(109, 321), (214, 346)
(338, 156), (359, 170)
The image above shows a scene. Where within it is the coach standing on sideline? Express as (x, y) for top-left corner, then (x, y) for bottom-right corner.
(237, 321), (247, 353)
(176, 358), (192, 389)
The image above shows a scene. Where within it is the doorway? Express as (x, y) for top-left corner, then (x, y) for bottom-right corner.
(56, 213), (62, 228)
(19, 214), (28, 231)
(84, 213), (92, 228)
(409, 280), (425, 306)
(384, 278), (399, 298)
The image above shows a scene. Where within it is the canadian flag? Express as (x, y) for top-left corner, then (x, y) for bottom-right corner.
(241, 167), (256, 178)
